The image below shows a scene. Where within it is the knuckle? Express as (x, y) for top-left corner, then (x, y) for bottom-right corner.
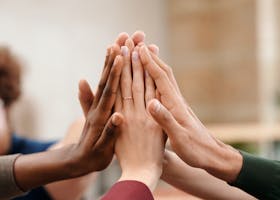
(98, 81), (106, 91)
(132, 83), (143, 94)
(103, 86), (114, 98)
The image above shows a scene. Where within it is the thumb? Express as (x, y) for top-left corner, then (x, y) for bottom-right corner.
(148, 99), (181, 139)
(78, 79), (94, 116)
(95, 112), (124, 149)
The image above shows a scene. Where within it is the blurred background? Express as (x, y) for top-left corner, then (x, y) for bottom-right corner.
(0, 0), (279, 199)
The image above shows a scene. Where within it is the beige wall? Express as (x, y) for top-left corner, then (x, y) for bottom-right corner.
(167, 0), (258, 123)
(0, 0), (167, 139)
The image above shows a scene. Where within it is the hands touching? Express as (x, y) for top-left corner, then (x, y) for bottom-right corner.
(13, 32), (146, 191)
(114, 39), (165, 191)
(138, 45), (243, 183)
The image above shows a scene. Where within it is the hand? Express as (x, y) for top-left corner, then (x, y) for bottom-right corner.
(162, 150), (256, 200)
(114, 39), (165, 191)
(139, 45), (242, 183)
(72, 31), (146, 173)
(13, 35), (126, 191)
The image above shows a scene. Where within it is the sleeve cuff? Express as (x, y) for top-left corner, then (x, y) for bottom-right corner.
(230, 151), (280, 200)
(0, 154), (26, 199)
(101, 180), (154, 200)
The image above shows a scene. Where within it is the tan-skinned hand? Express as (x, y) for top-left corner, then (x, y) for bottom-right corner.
(138, 45), (243, 183)
(114, 39), (165, 192)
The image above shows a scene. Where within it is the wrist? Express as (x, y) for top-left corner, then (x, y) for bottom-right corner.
(204, 142), (243, 183)
(119, 165), (162, 192)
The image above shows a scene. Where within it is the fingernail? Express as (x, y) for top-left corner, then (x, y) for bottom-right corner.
(112, 114), (122, 126)
(152, 100), (161, 113)
(132, 51), (138, 61)
(121, 46), (129, 57)
(154, 46), (159, 55)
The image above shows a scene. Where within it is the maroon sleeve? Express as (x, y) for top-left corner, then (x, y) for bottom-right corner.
(101, 180), (154, 200)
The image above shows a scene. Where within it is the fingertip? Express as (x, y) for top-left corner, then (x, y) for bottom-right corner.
(148, 44), (159, 55)
(106, 46), (112, 55)
(118, 32), (129, 38)
(112, 112), (124, 126)
(148, 99), (161, 115)
(121, 46), (129, 57)
(131, 30), (146, 44)
(78, 79), (88, 90)
(116, 32), (130, 46)
(125, 38), (134, 50)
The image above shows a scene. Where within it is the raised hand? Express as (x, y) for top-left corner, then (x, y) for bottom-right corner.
(139, 45), (242, 183)
(114, 39), (165, 191)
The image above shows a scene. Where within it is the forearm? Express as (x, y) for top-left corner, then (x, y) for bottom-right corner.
(0, 154), (25, 199)
(14, 145), (77, 191)
(200, 138), (243, 183)
(119, 166), (161, 192)
(162, 151), (256, 200)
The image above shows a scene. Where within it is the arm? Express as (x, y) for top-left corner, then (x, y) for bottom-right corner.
(230, 151), (280, 200)
(162, 150), (256, 200)
(101, 181), (153, 200)
(0, 36), (125, 200)
(101, 38), (165, 200)
(0, 154), (24, 199)
(139, 45), (279, 199)
(44, 31), (147, 200)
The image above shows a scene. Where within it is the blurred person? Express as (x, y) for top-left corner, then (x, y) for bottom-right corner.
(138, 43), (280, 200)
(0, 46), (97, 200)
(0, 31), (149, 200)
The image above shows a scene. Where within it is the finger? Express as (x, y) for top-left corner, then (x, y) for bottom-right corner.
(125, 37), (135, 51)
(115, 87), (122, 112)
(98, 55), (123, 112)
(148, 44), (159, 56)
(139, 45), (177, 110)
(115, 32), (129, 47)
(147, 99), (182, 140)
(149, 52), (181, 95)
(132, 50), (145, 110)
(78, 79), (95, 116)
(155, 89), (161, 101)
(95, 112), (124, 149)
(145, 70), (156, 106)
(94, 45), (121, 107)
(120, 39), (134, 109)
(131, 30), (146, 46)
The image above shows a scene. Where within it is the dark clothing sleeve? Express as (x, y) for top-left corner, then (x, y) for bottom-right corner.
(8, 134), (56, 155)
(101, 180), (154, 200)
(231, 151), (280, 200)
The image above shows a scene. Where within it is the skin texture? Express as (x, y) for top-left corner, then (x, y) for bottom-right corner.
(46, 117), (96, 200)
(78, 31), (165, 192)
(138, 44), (243, 183)
(114, 40), (165, 192)
(12, 33), (127, 191)
(162, 150), (256, 200)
